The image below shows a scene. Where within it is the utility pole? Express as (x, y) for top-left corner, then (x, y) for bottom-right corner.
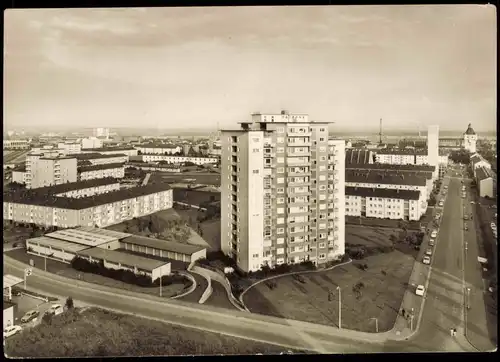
(24, 267), (32, 290)
(410, 308), (415, 331)
(466, 287), (470, 309)
(159, 274), (163, 298)
(337, 286), (342, 329)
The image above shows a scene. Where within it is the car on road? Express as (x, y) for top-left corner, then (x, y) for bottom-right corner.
(444, 185), (448, 190)
(438, 201), (444, 207)
(46, 304), (64, 316)
(20, 310), (40, 324)
(431, 230), (438, 238)
(4, 325), (22, 338)
(464, 215), (469, 220)
(470, 201), (475, 204)
(415, 285), (426, 296)
(464, 225), (469, 231)
(429, 238), (435, 246)
(461, 194), (466, 198)
(425, 248), (433, 256)
(423, 256), (431, 265)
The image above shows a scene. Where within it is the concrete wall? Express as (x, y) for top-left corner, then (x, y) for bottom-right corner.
(151, 263), (172, 281)
(26, 242), (76, 263)
(3, 306), (14, 329)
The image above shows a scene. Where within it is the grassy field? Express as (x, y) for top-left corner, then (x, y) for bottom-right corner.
(172, 188), (221, 206)
(243, 225), (415, 333)
(174, 206), (221, 251)
(4, 307), (296, 357)
(5, 249), (190, 299)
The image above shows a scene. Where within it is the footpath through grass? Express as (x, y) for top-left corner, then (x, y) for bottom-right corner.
(4, 307), (300, 357)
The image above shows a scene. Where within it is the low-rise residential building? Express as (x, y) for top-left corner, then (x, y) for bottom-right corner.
(476, 166), (495, 199)
(81, 147), (138, 157)
(58, 142), (82, 155)
(130, 154), (218, 165)
(375, 149), (428, 165)
(78, 163), (125, 181)
(345, 170), (429, 218)
(135, 143), (182, 155)
(345, 187), (422, 221)
(345, 148), (374, 166)
(81, 137), (103, 149)
(126, 162), (181, 173)
(3, 139), (30, 150)
(26, 154), (78, 189)
(50, 177), (121, 198)
(3, 182), (173, 228)
(470, 153), (491, 178)
(76, 153), (129, 165)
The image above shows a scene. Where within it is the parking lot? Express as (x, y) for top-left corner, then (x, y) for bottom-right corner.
(8, 294), (56, 328)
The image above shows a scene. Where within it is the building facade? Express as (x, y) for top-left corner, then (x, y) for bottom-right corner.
(78, 163), (125, 181)
(58, 142), (82, 155)
(26, 154), (78, 189)
(135, 144), (182, 155)
(3, 139), (30, 150)
(81, 137), (103, 149)
(93, 127), (110, 139)
(130, 154), (218, 165)
(220, 111), (345, 272)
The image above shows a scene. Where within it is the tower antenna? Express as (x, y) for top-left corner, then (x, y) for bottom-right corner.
(379, 118), (383, 145)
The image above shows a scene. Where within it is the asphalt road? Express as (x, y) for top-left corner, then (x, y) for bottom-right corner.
(5, 255), (432, 353)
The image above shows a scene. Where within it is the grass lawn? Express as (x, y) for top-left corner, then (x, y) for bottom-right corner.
(5, 249), (190, 299)
(4, 307), (298, 357)
(243, 225), (415, 333)
(2, 226), (32, 244)
(174, 207), (221, 251)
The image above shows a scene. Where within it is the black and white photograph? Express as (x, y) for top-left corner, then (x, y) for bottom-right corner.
(3, 5), (497, 357)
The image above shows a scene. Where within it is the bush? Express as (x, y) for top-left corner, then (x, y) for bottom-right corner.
(41, 312), (53, 325)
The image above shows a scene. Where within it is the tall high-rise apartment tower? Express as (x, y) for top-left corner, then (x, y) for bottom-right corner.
(427, 125), (439, 179)
(220, 110), (346, 272)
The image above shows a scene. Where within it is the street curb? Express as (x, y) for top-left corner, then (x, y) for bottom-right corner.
(239, 259), (353, 313)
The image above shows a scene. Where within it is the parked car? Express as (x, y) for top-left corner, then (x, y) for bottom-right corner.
(12, 242), (24, 248)
(464, 215), (469, 220)
(470, 201), (475, 204)
(435, 213), (441, 219)
(444, 186), (448, 190)
(20, 310), (40, 324)
(4, 325), (22, 338)
(425, 248), (433, 256)
(464, 225), (469, 231)
(429, 238), (435, 246)
(415, 285), (426, 296)
(491, 223), (496, 229)
(46, 304), (64, 316)
(438, 201), (444, 207)
(423, 256), (431, 265)
(431, 230), (438, 238)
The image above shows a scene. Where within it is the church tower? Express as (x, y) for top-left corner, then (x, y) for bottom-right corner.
(463, 123), (477, 153)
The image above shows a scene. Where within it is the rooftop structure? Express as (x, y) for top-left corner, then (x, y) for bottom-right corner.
(346, 170), (427, 186)
(345, 148), (373, 165)
(27, 236), (90, 253)
(78, 162), (125, 172)
(122, 235), (206, 255)
(76, 153), (127, 160)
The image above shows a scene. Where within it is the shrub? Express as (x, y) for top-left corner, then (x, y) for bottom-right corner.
(65, 297), (74, 310)
(41, 312), (53, 325)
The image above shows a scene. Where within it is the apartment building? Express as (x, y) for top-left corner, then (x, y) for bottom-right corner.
(220, 111), (345, 273)
(78, 163), (125, 181)
(345, 187), (422, 221)
(130, 154), (218, 165)
(3, 139), (30, 150)
(375, 149), (428, 165)
(26, 154), (78, 189)
(476, 166), (495, 199)
(81, 147), (138, 157)
(470, 153), (491, 178)
(58, 142), (82, 155)
(126, 162), (181, 173)
(76, 153), (129, 165)
(81, 137), (103, 149)
(345, 170), (429, 219)
(93, 127), (110, 139)
(135, 143), (182, 155)
(345, 148), (374, 166)
(3, 183), (173, 228)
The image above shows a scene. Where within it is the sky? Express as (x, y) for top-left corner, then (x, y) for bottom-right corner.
(3, 5), (497, 132)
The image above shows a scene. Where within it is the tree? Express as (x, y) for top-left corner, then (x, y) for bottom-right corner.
(65, 296), (74, 309)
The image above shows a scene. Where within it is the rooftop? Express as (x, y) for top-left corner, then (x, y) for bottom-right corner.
(476, 166), (493, 181)
(376, 149), (428, 156)
(346, 170), (427, 186)
(76, 247), (169, 272)
(464, 123), (476, 135)
(4, 301), (16, 310)
(76, 153), (127, 160)
(3, 183), (172, 210)
(137, 143), (179, 149)
(346, 163), (435, 173)
(78, 162), (125, 173)
(346, 186), (421, 201)
(121, 235), (206, 255)
(39, 156), (77, 161)
(46, 229), (119, 246)
(27, 236), (91, 253)
(345, 148), (372, 165)
(81, 147), (136, 152)
(30, 177), (120, 195)
(77, 227), (132, 240)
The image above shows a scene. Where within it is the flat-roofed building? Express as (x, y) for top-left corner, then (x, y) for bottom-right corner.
(470, 153), (491, 178)
(345, 148), (374, 166)
(25, 154), (78, 189)
(76, 247), (171, 282)
(375, 149), (428, 165)
(3, 301), (16, 329)
(78, 162), (125, 181)
(26, 236), (91, 263)
(345, 187), (422, 221)
(58, 142), (82, 155)
(119, 235), (206, 263)
(126, 162), (182, 173)
(3, 139), (30, 150)
(81, 137), (103, 149)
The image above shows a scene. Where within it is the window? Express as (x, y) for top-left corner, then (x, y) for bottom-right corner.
(252, 137), (260, 142)
(253, 170), (259, 174)
(277, 137), (284, 143)
(320, 138), (325, 142)
(277, 228), (284, 234)
(277, 187), (284, 193)
(277, 167), (285, 173)
(277, 207), (285, 214)
(320, 128), (325, 132)
(277, 217), (285, 224)
(319, 254), (326, 260)
(252, 148), (259, 153)
(277, 177), (285, 184)
(277, 147), (285, 153)
(277, 157), (285, 163)
(253, 253), (259, 258)
(277, 127), (284, 133)
(277, 197), (285, 204)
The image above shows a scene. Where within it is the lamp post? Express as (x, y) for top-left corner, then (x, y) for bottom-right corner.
(370, 317), (379, 333)
(45, 252), (54, 272)
(466, 287), (471, 309)
(159, 273), (163, 297)
(337, 286), (342, 329)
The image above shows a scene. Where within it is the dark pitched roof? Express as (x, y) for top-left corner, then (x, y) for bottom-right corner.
(345, 148), (372, 165)
(75, 153), (127, 160)
(81, 147), (135, 152)
(346, 163), (435, 173)
(476, 166), (493, 181)
(346, 170), (427, 186)
(464, 123), (476, 135)
(376, 149), (427, 156)
(3, 182), (171, 210)
(345, 186), (420, 200)
(29, 177), (120, 195)
(137, 143), (179, 149)
(78, 162), (125, 172)
(39, 156), (77, 160)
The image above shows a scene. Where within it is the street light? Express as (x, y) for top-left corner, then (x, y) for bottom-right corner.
(370, 317), (379, 333)
(337, 286), (342, 329)
(466, 287), (471, 309)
